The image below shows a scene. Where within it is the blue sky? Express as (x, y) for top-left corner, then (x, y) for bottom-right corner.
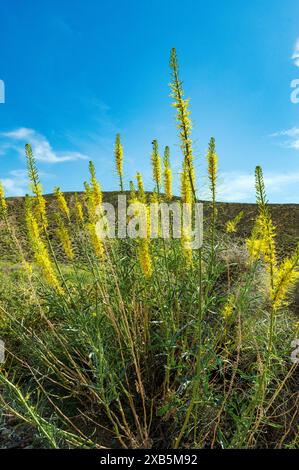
(0, 0), (299, 202)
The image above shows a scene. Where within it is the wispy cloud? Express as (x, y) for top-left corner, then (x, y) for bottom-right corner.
(218, 171), (299, 202)
(1, 169), (28, 196)
(0, 168), (53, 196)
(270, 127), (299, 150)
(292, 38), (299, 66)
(0, 128), (89, 163)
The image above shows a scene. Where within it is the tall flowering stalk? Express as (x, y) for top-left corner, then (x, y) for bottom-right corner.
(55, 215), (74, 260)
(207, 137), (218, 259)
(74, 193), (84, 224)
(169, 48), (196, 199)
(271, 243), (299, 310)
(151, 140), (162, 194)
(54, 187), (70, 220)
(26, 144), (48, 230)
(247, 166), (283, 359)
(114, 133), (124, 192)
(170, 49), (203, 447)
(138, 238), (153, 278)
(129, 180), (137, 204)
(179, 160), (193, 265)
(136, 172), (146, 203)
(163, 146), (172, 201)
(226, 211), (244, 233)
(247, 167), (277, 283)
(134, 172), (153, 277)
(170, 47), (198, 270)
(53, 188), (74, 260)
(25, 196), (63, 294)
(88, 222), (105, 259)
(88, 161), (103, 217)
(180, 161), (192, 205)
(86, 162), (105, 259)
(0, 181), (8, 220)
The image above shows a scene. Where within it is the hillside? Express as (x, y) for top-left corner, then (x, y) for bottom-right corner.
(1, 191), (298, 261)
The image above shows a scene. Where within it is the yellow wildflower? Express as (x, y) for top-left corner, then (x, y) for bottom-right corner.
(138, 238), (153, 278)
(25, 144), (48, 229)
(206, 137), (218, 201)
(271, 244), (299, 310)
(88, 223), (105, 259)
(0, 181), (7, 219)
(114, 133), (124, 191)
(88, 161), (103, 219)
(56, 217), (74, 260)
(222, 296), (234, 320)
(54, 187), (70, 219)
(25, 198), (63, 294)
(170, 48), (196, 197)
(136, 172), (146, 203)
(74, 193), (84, 223)
(163, 146), (172, 200)
(226, 211), (244, 233)
(151, 140), (162, 189)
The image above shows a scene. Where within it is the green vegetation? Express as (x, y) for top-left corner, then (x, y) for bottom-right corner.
(0, 49), (298, 449)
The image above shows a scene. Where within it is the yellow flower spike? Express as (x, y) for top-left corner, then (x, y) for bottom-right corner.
(55, 216), (74, 260)
(34, 183), (48, 229)
(150, 189), (159, 203)
(54, 187), (70, 219)
(247, 167), (277, 282)
(180, 160), (192, 204)
(138, 238), (153, 278)
(163, 146), (173, 200)
(271, 243), (299, 310)
(151, 140), (162, 189)
(226, 211), (244, 233)
(206, 137), (218, 201)
(181, 230), (193, 266)
(25, 197), (63, 294)
(25, 195), (41, 245)
(129, 180), (137, 204)
(25, 144), (48, 229)
(114, 133), (124, 192)
(222, 296), (235, 320)
(136, 172), (146, 203)
(35, 247), (64, 294)
(169, 48), (196, 198)
(88, 161), (103, 219)
(246, 237), (265, 262)
(255, 167), (277, 269)
(88, 223), (105, 259)
(0, 181), (7, 219)
(74, 193), (84, 223)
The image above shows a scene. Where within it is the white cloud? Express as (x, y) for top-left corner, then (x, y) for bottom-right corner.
(0, 128), (89, 163)
(270, 127), (299, 150)
(292, 38), (299, 67)
(2, 128), (34, 140)
(0, 168), (53, 197)
(270, 127), (299, 138)
(287, 139), (299, 149)
(1, 169), (28, 196)
(218, 171), (299, 202)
